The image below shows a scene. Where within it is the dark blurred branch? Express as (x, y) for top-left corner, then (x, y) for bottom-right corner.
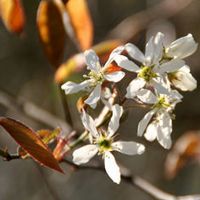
(58, 87), (73, 127)
(0, 89), (72, 133)
(63, 159), (200, 200)
(108, 0), (194, 41)
(0, 148), (20, 161)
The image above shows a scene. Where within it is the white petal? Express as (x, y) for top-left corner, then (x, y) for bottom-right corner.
(85, 84), (101, 109)
(144, 122), (158, 141)
(84, 49), (101, 72)
(137, 110), (155, 137)
(158, 59), (185, 74)
(145, 33), (164, 65)
(81, 109), (99, 138)
(157, 112), (172, 149)
(104, 46), (125, 66)
(104, 71), (125, 82)
(136, 89), (157, 104)
(153, 32), (165, 63)
(125, 43), (145, 63)
(145, 37), (154, 65)
(107, 104), (123, 137)
(61, 80), (91, 94)
(126, 78), (146, 99)
(151, 78), (170, 95)
(112, 141), (145, 155)
(104, 152), (121, 184)
(72, 145), (98, 165)
(172, 67), (197, 91)
(167, 33), (198, 59)
(114, 55), (140, 72)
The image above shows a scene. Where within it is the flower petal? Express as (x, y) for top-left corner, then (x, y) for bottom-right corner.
(125, 43), (145, 63)
(85, 84), (101, 109)
(145, 32), (164, 65)
(151, 78), (170, 95)
(166, 33), (198, 59)
(114, 55), (140, 72)
(72, 145), (98, 165)
(104, 46), (125, 67)
(144, 122), (158, 141)
(172, 66), (197, 91)
(104, 152), (121, 184)
(84, 49), (101, 72)
(104, 71), (125, 82)
(152, 32), (165, 64)
(137, 110), (155, 137)
(136, 89), (157, 104)
(61, 80), (91, 94)
(157, 112), (172, 149)
(126, 78), (146, 99)
(158, 59), (185, 74)
(112, 141), (145, 155)
(81, 109), (99, 138)
(145, 37), (154, 65)
(107, 104), (123, 137)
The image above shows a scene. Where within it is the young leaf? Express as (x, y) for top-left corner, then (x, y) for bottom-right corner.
(37, 0), (66, 68)
(0, 117), (63, 173)
(0, 0), (25, 33)
(66, 0), (93, 50)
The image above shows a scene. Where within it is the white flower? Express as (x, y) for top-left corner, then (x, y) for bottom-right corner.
(164, 33), (198, 59)
(137, 89), (182, 149)
(61, 47), (125, 109)
(114, 32), (185, 97)
(73, 104), (145, 184)
(167, 65), (197, 91)
(160, 33), (197, 91)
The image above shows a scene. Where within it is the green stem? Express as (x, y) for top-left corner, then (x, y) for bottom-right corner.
(68, 131), (88, 149)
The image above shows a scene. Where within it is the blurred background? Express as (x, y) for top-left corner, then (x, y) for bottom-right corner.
(0, 0), (199, 199)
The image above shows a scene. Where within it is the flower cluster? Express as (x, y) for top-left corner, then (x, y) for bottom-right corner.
(61, 32), (197, 183)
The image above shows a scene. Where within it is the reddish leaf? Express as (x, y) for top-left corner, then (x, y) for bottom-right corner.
(0, 117), (63, 173)
(37, 0), (66, 68)
(0, 0), (25, 33)
(165, 131), (200, 179)
(66, 0), (93, 50)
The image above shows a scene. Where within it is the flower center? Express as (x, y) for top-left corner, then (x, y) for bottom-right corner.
(138, 66), (157, 82)
(154, 96), (170, 109)
(88, 71), (104, 85)
(168, 72), (179, 81)
(97, 135), (112, 154)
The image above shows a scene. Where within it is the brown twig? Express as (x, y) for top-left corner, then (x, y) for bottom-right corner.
(107, 0), (194, 41)
(62, 159), (200, 200)
(0, 148), (20, 161)
(0, 89), (71, 133)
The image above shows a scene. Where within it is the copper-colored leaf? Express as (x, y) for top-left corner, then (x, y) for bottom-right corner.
(0, 117), (63, 173)
(55, 39), (122, 83)
(165, 131), (200, 179)
(37, 0), (66, 68)
(66, 0), (93, 50)
(0, 0), (25, 33)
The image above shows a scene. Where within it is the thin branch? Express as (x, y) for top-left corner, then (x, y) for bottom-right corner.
(107, 0), (194, 41)
(0, 89), (71, 133)
(58, 86), (73, 127)
(0, 148), (20, 161)
(62, 159), (200, 200)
